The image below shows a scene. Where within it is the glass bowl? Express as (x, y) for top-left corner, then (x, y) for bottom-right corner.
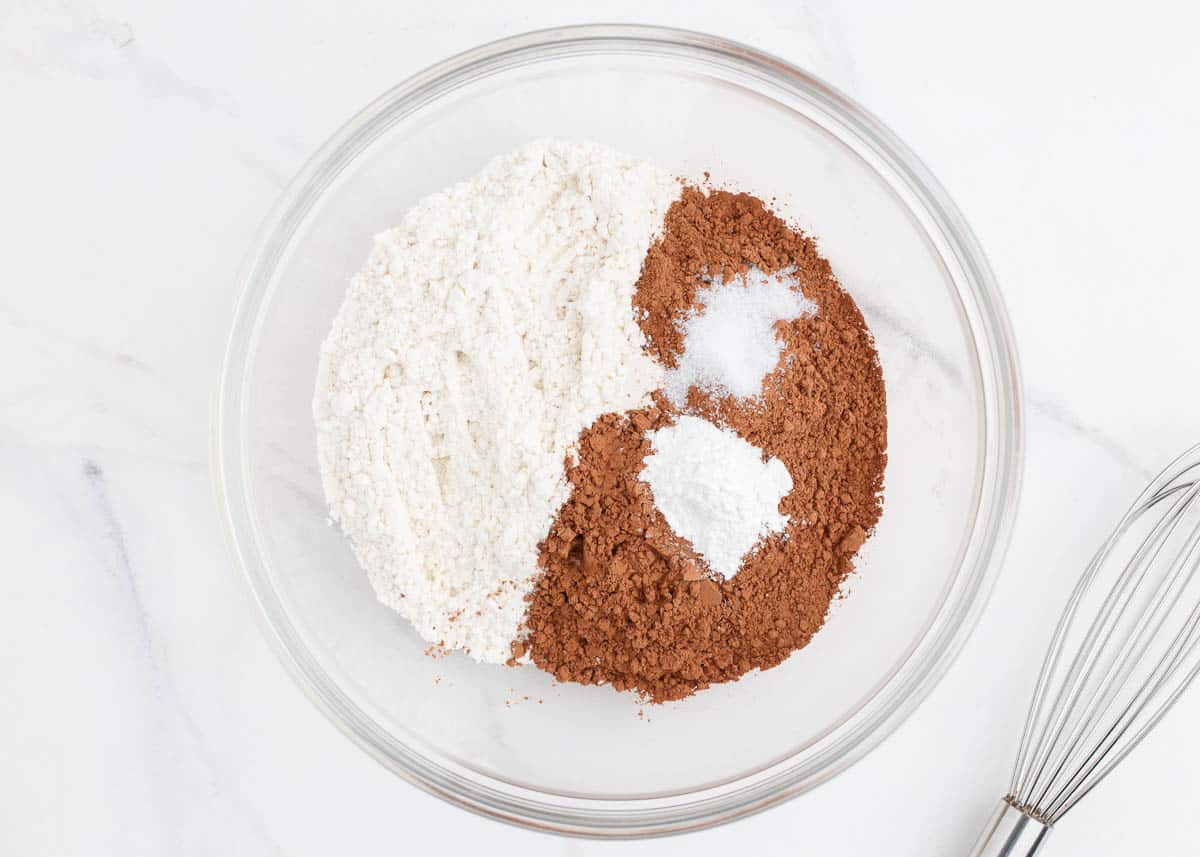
(214, 25), (1022, 837)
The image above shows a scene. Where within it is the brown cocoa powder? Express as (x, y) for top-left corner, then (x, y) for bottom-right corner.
(522, 187), (887, 702)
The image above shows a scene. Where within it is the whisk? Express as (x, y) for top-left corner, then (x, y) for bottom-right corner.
(969, 443), (1200, 856)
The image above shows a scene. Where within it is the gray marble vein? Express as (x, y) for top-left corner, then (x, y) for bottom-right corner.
(1028, 394), (1154, 481)
(76, 458), (284, 856)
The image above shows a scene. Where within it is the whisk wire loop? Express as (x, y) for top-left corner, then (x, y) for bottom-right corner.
(1029, 479), (1200, 816)
(1044, 554), (1200, 819)
(1005, 446), (1200, 825)
(1010, 465), (1183, 807)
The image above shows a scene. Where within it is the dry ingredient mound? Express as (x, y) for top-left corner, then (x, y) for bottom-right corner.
(662, 267), (816, 406)
(640, 415), (792, 578)
(522, 187), (887, 702)
(314, 141), (680, 664)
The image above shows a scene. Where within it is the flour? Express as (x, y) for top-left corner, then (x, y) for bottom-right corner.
(314, 140), (680, 663)
(640, 416), (792, 578)
(664, 267), (817, 407)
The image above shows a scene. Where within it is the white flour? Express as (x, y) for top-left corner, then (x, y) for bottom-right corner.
(664, 267), (817, 406)
(314, 140), (680, 663)
(640, 416), (792, 578)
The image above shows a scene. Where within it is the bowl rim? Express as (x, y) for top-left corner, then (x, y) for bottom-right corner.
(213, 23), (1024, 838)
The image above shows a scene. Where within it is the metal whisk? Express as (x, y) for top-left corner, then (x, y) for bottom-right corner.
(969, 443), (1200, 856)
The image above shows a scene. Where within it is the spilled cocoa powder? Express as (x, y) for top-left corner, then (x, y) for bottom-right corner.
(521, 187), (887, 702)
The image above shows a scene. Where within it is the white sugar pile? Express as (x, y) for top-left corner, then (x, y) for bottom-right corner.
(663, 267), (817, 407)
(640, 416), (792, 578)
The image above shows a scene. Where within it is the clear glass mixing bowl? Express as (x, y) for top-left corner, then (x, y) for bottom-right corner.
(214, 25), (1023, 837)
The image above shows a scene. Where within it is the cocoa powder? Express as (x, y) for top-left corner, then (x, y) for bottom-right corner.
(522, 188), (887, 702)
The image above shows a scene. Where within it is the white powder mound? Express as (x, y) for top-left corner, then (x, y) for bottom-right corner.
(314, 140), (680, 663)
(640, 416), (792, 578)
(664, 267), (817, 407)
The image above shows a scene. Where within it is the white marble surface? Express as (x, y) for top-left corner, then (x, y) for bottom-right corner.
(3, 1), (1200, 853)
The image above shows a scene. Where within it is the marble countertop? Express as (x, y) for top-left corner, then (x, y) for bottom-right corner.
(4, 1), (1200, 853)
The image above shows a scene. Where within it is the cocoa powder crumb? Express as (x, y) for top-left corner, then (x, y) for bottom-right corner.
(523, 187), (887, 702)
(505, 639), (527, 667)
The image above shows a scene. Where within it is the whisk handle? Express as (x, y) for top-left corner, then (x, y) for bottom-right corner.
(966, 800), (1052, 857)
